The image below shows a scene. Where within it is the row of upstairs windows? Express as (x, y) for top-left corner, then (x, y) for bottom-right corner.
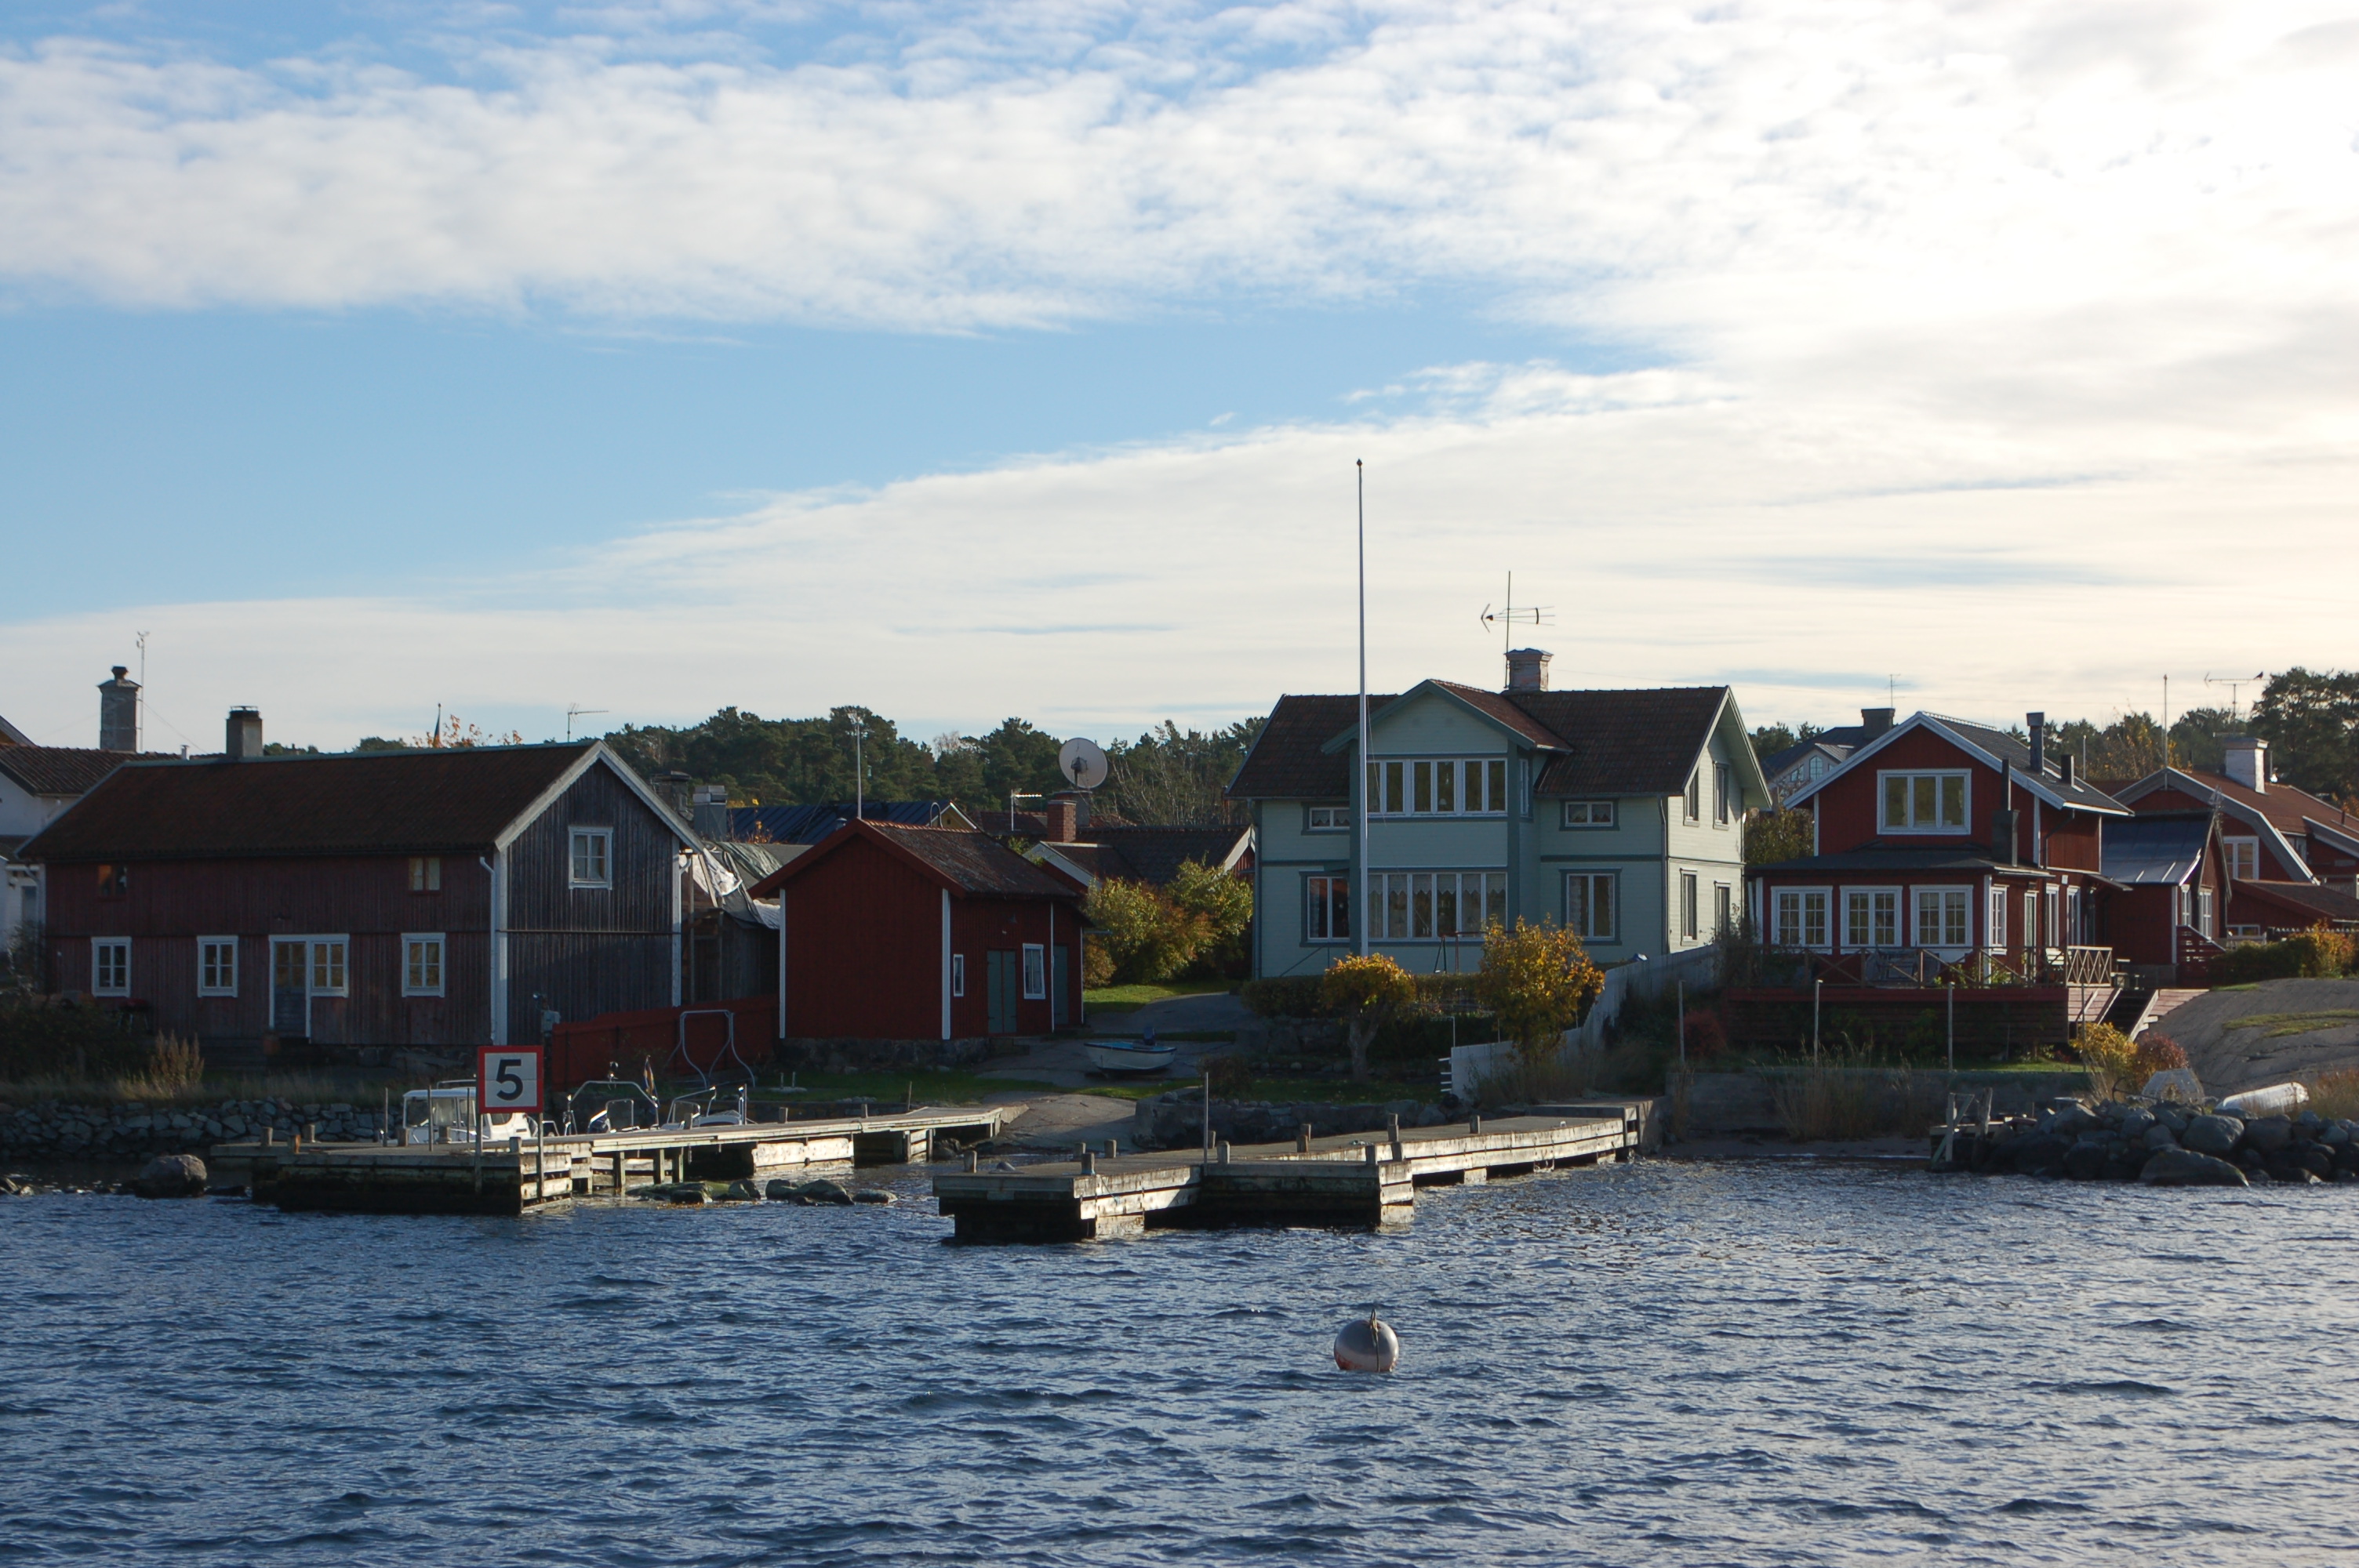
(91, 935), (447, 999)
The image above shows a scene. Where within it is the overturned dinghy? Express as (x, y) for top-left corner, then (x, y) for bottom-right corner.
(1086, 1037), (1177, 1076)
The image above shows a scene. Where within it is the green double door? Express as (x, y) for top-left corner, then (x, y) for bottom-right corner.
(986, 950), (1021, 1035)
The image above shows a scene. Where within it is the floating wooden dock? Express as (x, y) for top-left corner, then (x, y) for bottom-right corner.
(210, 1105), (1009, 1215)
(934, 1101), (1654, 1243)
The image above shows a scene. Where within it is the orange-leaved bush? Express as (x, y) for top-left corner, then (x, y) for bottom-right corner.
(1321, 953), (1416, 1083)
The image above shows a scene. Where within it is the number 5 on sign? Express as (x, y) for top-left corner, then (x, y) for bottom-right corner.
(478, 1047), (543, 1114)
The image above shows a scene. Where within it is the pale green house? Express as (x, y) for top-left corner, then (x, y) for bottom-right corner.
(1226, 652), (1769, 979)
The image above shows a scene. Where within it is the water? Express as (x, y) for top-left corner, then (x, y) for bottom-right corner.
(2, 1162), (2356, 1566)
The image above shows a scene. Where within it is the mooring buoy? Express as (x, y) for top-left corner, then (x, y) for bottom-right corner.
(1333, 1308), (1400, 1373)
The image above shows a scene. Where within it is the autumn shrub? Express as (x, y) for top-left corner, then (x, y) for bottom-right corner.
(1471, 920), (1605, 1059)
(1321, 953), (1416, 1082)
(2074, 1022), (2140, 1102)
(2132, 1033), (2190, 1078)
(1083, 877), (1206, 983)
(1168, 860), (1253, 975)
(2212, 925), (2359, 984)
(1081, 940), (1116, 989)
(2308, 1068), (2359, 1120)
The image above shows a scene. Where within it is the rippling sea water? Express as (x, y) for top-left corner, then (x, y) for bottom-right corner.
(2, 1161), (2355, 1566)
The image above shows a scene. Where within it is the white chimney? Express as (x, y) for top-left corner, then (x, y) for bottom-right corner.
(2222, 736), (2267, 793)
(1505, 648), (1552, 692)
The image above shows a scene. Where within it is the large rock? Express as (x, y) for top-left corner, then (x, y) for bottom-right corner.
(2183, 1115), (2242, 1156)
(2242, 1116), (2295, 1153)
(2143, 1068), (2204, 1102)
(2139, 1149), (2249, 1188)
(2062, 1141), (2112, 1181)
(132, 1153), (208, 1199)
(2117, 1108), (2157, 1140)
(2140, 1123), (2179, 1152)
(2010, 1134), (2072, 1177)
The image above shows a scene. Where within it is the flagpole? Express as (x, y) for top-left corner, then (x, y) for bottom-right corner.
(1356, 459), (1370, 958)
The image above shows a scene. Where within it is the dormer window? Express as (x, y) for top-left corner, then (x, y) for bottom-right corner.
(1880, 771), (1968, 833)
(1366, 759), (1507, 817)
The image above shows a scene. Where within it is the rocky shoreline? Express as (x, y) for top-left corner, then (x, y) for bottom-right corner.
(1130, 1092), (1447, 1151)
(1933, 1097), (2359, 1187)
(0, 1098), (387, 1163)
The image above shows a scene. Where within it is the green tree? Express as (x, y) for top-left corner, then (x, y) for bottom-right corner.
(1082, 878), (1205, 983)
(1106, 719), (1263, 825)
(2252, 669), (2359, 804)
(1321, 953), (1416, 1082)
(1748, 721), (1820, 764)
(1743, 808), (1815, 867)
(1169, 860), (1252, 972)
(1471, 920), (1605, 1059)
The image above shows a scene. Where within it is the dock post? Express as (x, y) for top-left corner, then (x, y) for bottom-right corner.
(966, 1150), (979, 1173)
(1470, 1113), (1482, 1134)
(1297, 1125), (1310, 1153)
(509, 1135), (522, 1206)
(1364, 1142), (1379, 1165)
(534, 1127), (546, 1203)
(613, 1148), (625, 1193)
(1104, 1138), (1118, 1159)
(1081, 1149), (1096, 1174)
(1218, 1140), (1231, 1165)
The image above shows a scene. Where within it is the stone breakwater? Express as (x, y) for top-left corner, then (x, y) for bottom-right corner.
(0, 1099), (389, 1163)
(1934, 1098), (2359, 1187)
(1131, 1092), (1446, 1152)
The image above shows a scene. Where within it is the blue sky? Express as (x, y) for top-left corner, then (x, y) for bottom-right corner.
(2, 1), (2353, 751)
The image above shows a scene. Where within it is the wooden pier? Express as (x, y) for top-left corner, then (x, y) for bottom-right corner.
(209, 1105), (1009, 1215)
(934, 1101), (1653, 1243)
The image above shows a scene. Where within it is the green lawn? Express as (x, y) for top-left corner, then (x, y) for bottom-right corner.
(1083, 978), (1234, 1012)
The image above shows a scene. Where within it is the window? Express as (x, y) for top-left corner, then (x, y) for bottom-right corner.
(951, 953), (966, 997)
(1680, 873), (1699, 940)
(570, 829), (612, 887)
(1365, 758), (1507, 816)
(2043, 887), (2059, 949)
(1714, 763), (1732, 826)
(1713, 884), (1733, 936)
(1306, 874), (1352, 942)
(198, 938), (238, 996)
(2225, 838), (2259, 880)
(1988, 887), (2007, 948)
(1845, 889), (1899, 949)
(92, 938), (130, 996)
(1807, 755), (1829, 780)
(1774, 890), (1829, 949)
(310, 938), (348, 996)
(1880, 771), (1969, 833)
(1565, 872), (1617, 943)
(1916, 888), (1969, 949)
(1022, 943), (1047, 1000)
(1561, 800), (1616, 828)
(1363, 871), (1507, 941)
(1683, 770), (1702, 823)
(409, 856), (442, 892)
(1305, 804), (1351, 832)
(402, 935), (444, 996)
(2023, 891), (2037, 951)
(2198, 887), (2215, 938)
(96, 863), (127, 900)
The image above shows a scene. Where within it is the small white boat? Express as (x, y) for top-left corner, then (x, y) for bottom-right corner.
(1086, 1037), (1178, 1076)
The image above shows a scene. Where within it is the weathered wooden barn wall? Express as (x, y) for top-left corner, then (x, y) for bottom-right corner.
(503, 761), (679, 1044)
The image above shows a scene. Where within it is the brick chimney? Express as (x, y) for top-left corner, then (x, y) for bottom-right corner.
(1505, 648), (1552, 692)
(225, 707), (262, 760)
(2027, 712), (2045, 774)
(692, 784), (730, 840)
(1859, 707), (1895, 739)
(98, 666), (140, 752)
(1045, 791), (1086, 843)
(2223, 736), (2267, 793)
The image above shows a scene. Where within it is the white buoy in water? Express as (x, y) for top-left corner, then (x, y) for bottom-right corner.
(1333, 1308), (1401, 1373)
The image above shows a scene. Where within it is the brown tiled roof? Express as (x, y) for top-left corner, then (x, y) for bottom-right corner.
(2172, 769), (2358, 839)
(755, 820), (1081, 901)
(0, 746), (131, 798)
(20, 742), (602, 862)
(2234, 879), (2359, 925)
(1071, 826), (1249, 886)
(1226, 695), (1395, 800)
(1518, 688), (1732, 796)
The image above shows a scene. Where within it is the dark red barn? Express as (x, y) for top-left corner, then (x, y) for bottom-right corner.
(753, 821), (1087, 1044)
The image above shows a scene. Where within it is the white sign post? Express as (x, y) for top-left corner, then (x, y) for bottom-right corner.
(478, 1046), (544, 1116)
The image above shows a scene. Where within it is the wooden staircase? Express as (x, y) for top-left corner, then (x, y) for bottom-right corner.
(2125, 988), (2207, 1039)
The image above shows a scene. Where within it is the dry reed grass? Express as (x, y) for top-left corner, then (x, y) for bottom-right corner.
(2307, 1068), (2359, 1120)
(0, 1063), (421, 1108)
(1765, 1049), (1946, 1142)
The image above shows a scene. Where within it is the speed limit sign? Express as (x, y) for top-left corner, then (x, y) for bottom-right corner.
(478, 1046), (544, 1115)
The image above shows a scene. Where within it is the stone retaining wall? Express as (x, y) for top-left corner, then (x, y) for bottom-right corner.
(0, 1099), (387, 1163)
(1132, 1091), (1447, 1151)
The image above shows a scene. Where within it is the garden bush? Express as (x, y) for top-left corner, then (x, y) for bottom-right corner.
(0, 998), (153, 1083)
(2212, 925), (2358, 984)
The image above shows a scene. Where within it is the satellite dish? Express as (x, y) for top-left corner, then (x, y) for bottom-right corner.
(1059, 738), (1109, 790)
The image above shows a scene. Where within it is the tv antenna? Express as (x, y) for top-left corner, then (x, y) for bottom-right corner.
(1478, 572), (1553, 662)
(135, 630), (149, 750)
(2205, 671), (2265, 724)
(565, 705), (608, 741)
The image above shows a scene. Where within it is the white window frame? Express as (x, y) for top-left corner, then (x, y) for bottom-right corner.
(569, 827), (613, 888)
(1304, 804), (1351, 832)
(402, 933), (445, 997)
(409, 855), (442, 892)
(1713, 763), (1732, 826)
(1914, 886), (1972, 950)
(2197, 887), (2217, 938)
(1680, 871), (1700, 941)
(1878, 770), (1972, 834)
(1021, 942), (1047, 1000)
(198, 936), (238, 997)
(310, 937), (350, 996)
(1683, 770), (1702, 823)
(92, 937), (130, 996)
(2224, 837), (2259, 880)
(951, 953), (966, 997)
(2043, 887), (2059, 949)
(1773, 887), (1831, 951)
(1988, 886), (2008, 948)
(1843, 887), (1901, 949)
(1306, 874), (1352, 943)
(1365, 758), (1507, 818)
(1364, 870), (1508, 942)
(1565, 870), (1618, 945)
(1560, 800), (1616, 829)
(1713, 883), (1733, 936)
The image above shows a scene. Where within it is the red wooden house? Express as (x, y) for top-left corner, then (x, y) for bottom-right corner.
(2110, 737), (2359, 936)
(1753, 711), (2128, 977)
(752, 820), (1086, 1044)
(2096, 809), (2229, 980)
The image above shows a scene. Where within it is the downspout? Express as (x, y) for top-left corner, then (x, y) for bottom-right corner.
(669, 847), (684, 1008)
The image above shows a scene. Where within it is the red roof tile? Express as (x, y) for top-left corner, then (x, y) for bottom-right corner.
(0, 746), (133, 798)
